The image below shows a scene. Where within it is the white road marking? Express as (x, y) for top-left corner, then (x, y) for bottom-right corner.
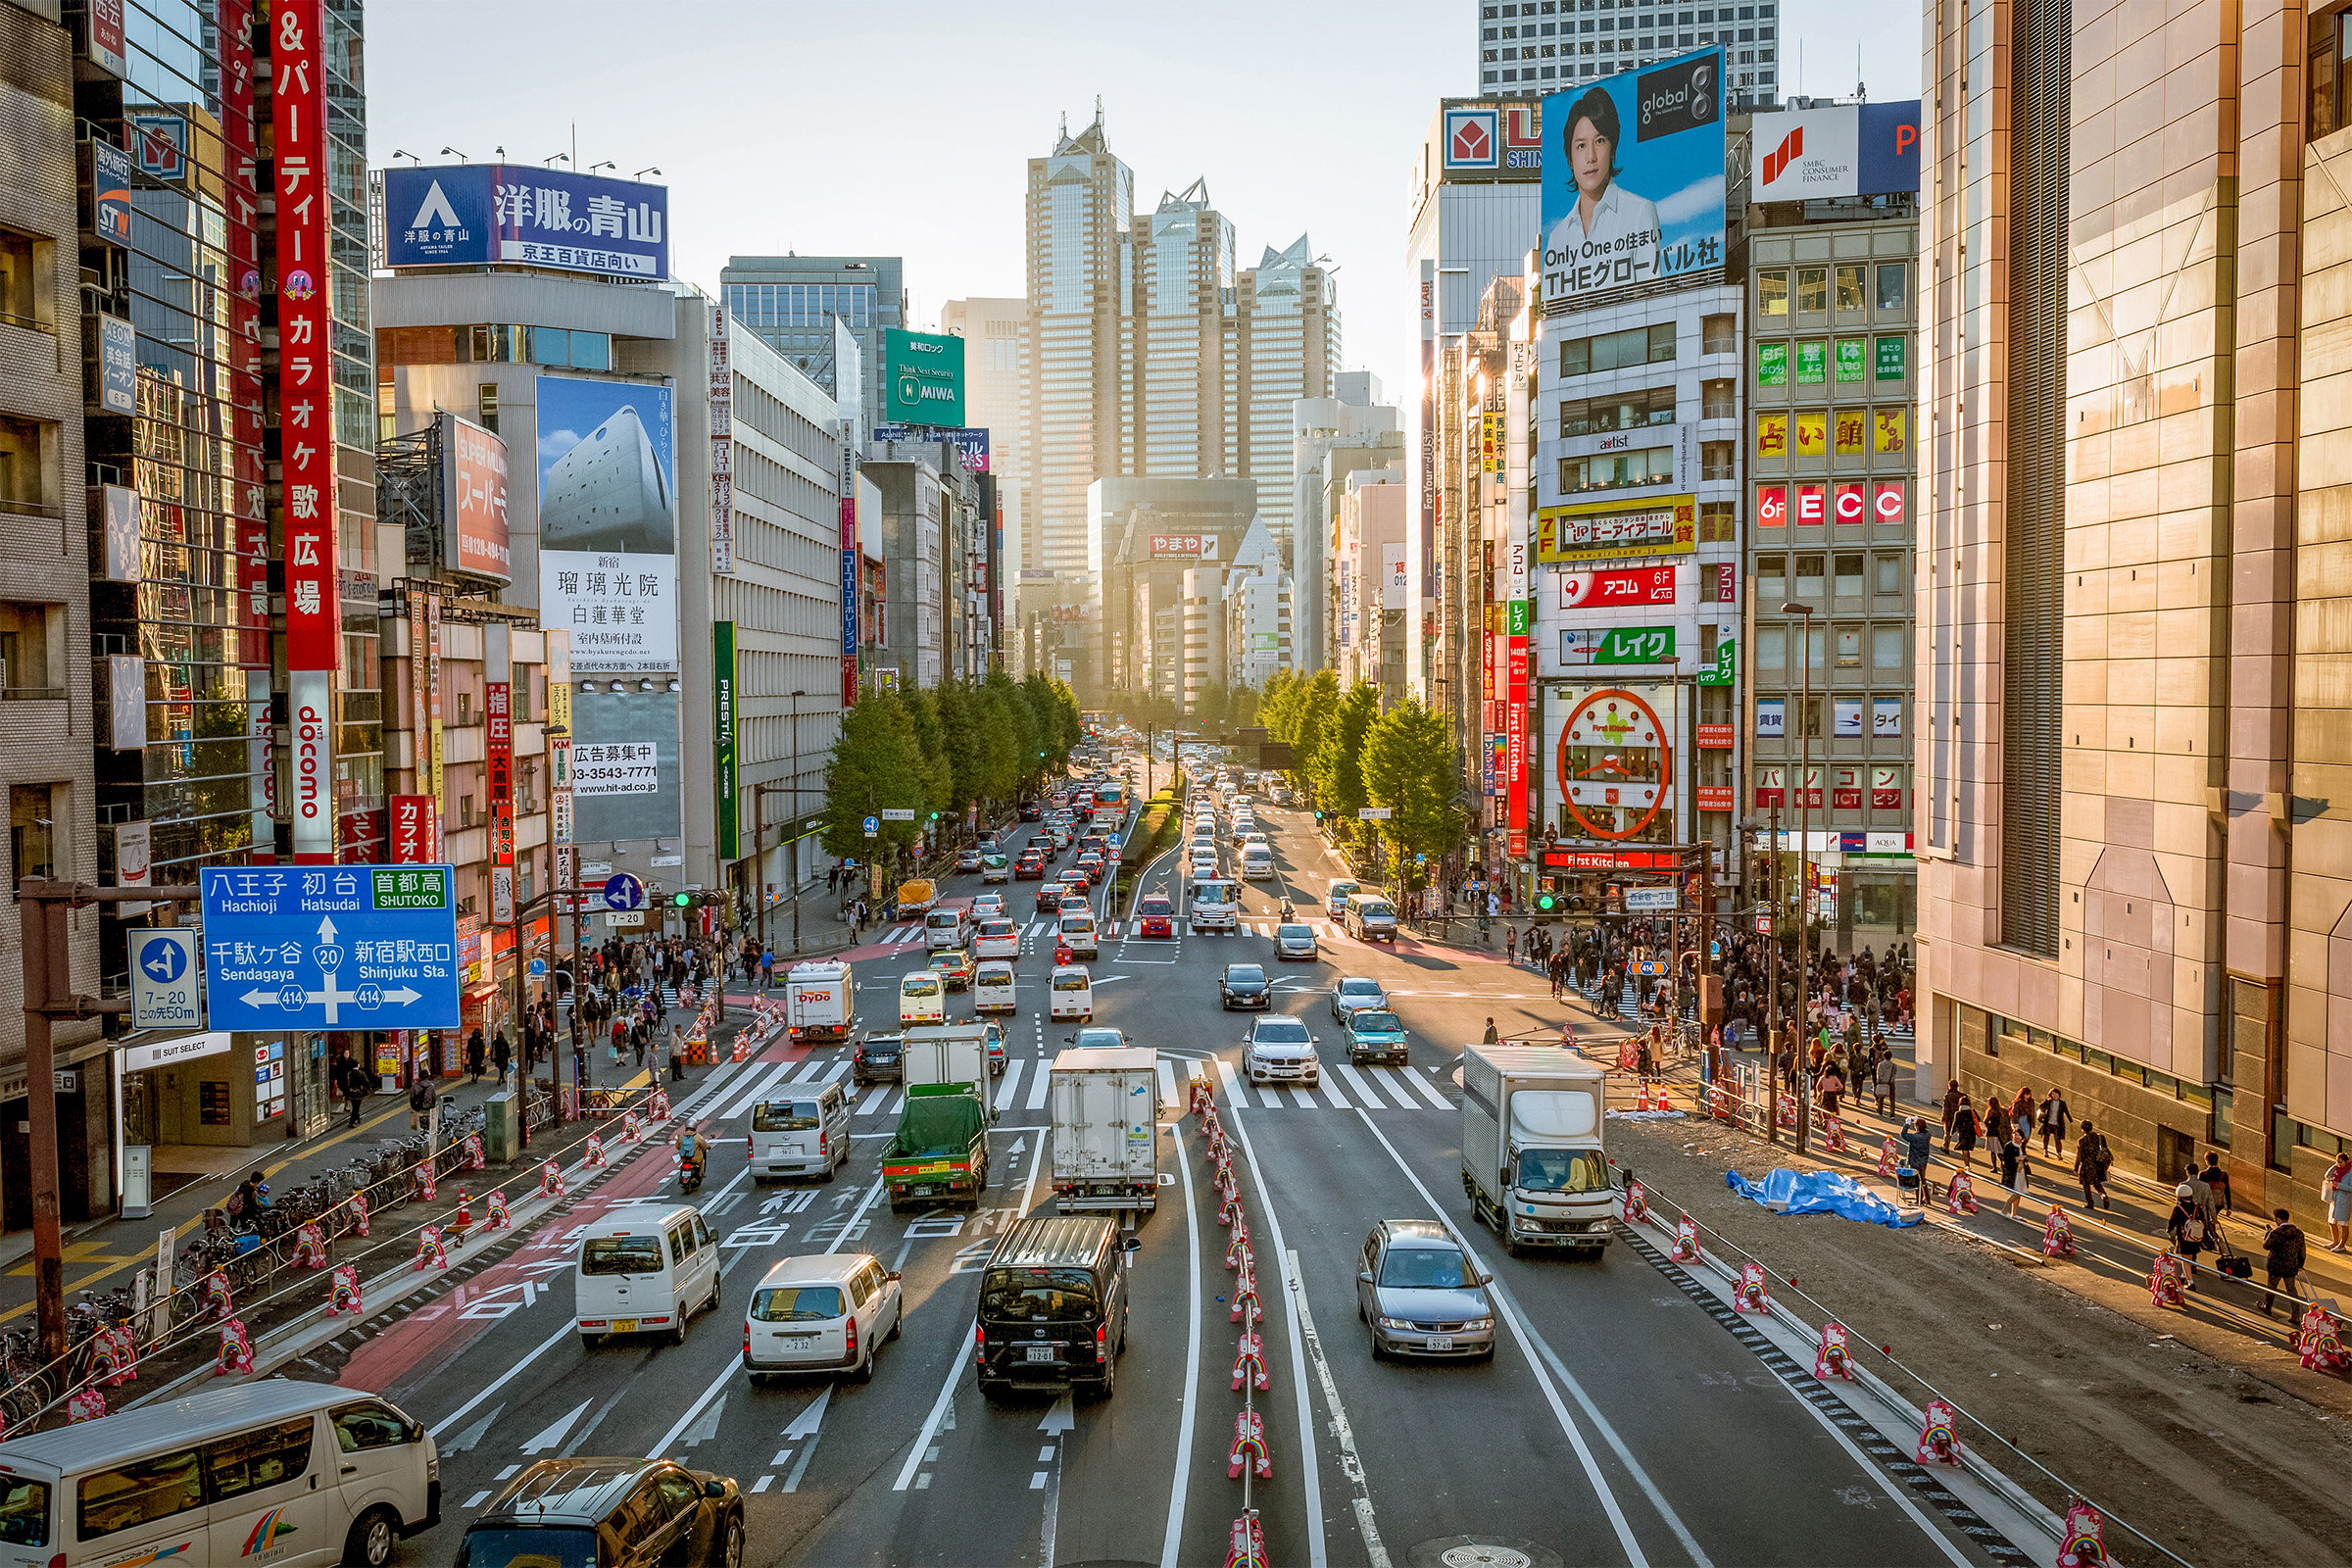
(1156, 1059), (1180, 1112)
(717, 1058), (802, 1124)
(1025, 1063), (1052, 1110)
(1214, 1057), (1251, 1107)
(429, 1321), (575, 1439)
(1318, 1073), (1353, 1109)
(855, 1085), (891, 1116)
(996, 1058), (1027, 1111)
(892, 1320), (974, 1490)
(1331, 1063), (1389, 1107)
(1159, 1122), (1205, 1568)
(752, 1475), (773, 1494)
(466, 1490), (493, 1508)
(1398, 1069), (1454, 1109)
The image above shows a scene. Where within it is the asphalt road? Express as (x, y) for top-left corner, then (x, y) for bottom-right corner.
(336, 761), (2015, 1568)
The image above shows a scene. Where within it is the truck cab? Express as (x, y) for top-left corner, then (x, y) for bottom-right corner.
(1188, 877), (1241, 935)
(1459, 1046), (1614, 1254)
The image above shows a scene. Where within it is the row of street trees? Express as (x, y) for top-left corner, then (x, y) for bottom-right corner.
(819, 673), (1082, 864)
(1109, 682), (1260, 736)
(1258, 670), (1467, 891)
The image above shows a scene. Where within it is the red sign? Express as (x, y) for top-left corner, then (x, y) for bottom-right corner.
(1707, 564), (1736, 604)
(486, 680), (514, 867)
(1538, 849), (1682, 871)
(1793, 483), (1826, 525)
(1756, 485), (1787, 527)
(337, 808), (382, 863)
(1834, 481), (1867, 525)
(1872, 765), (1903, 809)
(1695, 723), (1734, 750)
(1505, 632), (1529, 838)
(1559, 564), (1678, 608)
(1696, 785), (1735, 811)
(88, 0), (124, 72)
(1754, 767), (1785, 808)
(389, 795), (438, 863)
(1834, 788), (1864, 809)
(1874, 480), (1907, 525)
(447, 416), (513, 581)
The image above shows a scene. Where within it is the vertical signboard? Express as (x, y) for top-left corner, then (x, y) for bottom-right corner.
(536, 376), (679, 672)
(424, 592), (446, 809)
(388, 795), (436, 863)
(547, 630), (575, 910)
(840, 434), (860, 706)
(1506, 598), (1529, 858)
(439, 413), (512, 582)
(713, 621), (739, 860)
(485, 680), (513, 868)
(85, 0), (127, 76)
(710, 303), (735, 575)
(114, 819), (152, 918)
(273, 0), (338, 863)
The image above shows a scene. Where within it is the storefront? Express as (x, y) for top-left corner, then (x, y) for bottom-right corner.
(119, 1025), (333, 1156)
(1, 1039), (117, 1229)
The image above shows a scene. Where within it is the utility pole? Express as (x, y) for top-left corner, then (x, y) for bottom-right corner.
(1784, 598), (1817, 1156)
(1764, 811), (1782, 1146)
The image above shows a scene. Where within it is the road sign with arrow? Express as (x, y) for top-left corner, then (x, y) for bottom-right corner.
(201, 864), (461, 1031)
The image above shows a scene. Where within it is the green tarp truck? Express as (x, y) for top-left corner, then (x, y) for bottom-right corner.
(883, 1084), (993, 1211)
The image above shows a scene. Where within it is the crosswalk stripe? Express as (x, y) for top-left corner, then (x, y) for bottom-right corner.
(882, 1089), (906, 1115)
(1399, 1069), (1454, 1109)
(1331, 1062), (1390, 1107)
(786, 1059), (826, 1083)
(855, 1085), (891, 1116)
(1288, 1087), (1319, 1109)
(1317, 1071), (1352, 1109)
(1024, 1063), (1052, 1110)
(717, 1058), (800, 1123)
(1214, 1057), (1251, 1108)
(819, 1059), (851, 1083)
(1156, 1060), (1179, 1112)
(995, 1059), (1026, 1111)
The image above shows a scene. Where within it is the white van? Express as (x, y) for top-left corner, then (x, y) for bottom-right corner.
(0, 1379), (440, 1568)
(899, 971), (947, 1025)
(1049, 965), (1095, 1021)
(743, 1253), (904, 1384)
(974, 960), (1018, 1014)
(1240, 844), (1275, 880)
(924, 907), (966, 953)
(1058, 912), (1100, 958)
(574, 1204), (721, 1346)
(748, 1083), (851, 1183)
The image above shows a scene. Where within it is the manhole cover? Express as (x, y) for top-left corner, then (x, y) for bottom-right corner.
(1441, 1549), (1533, 1568)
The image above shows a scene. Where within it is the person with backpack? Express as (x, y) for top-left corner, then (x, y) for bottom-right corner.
(409, 1071), (438, 1132)
(2261, 1208), (2309, 1316)
(2168, 1182), (2214, 1287)
(2074, 1120), (2113, 1210)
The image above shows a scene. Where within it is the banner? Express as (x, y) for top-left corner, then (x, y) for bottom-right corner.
(1540, 49), (1727, 311)
(710, 303), (735, 575)
(537, 376), (678, 673)
(486, 681), (513, 865)
(440, 414), (511, 583)
(713, 621), (739, 860)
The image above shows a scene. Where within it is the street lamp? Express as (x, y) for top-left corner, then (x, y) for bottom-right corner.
(1782, 599), (1816, 1154)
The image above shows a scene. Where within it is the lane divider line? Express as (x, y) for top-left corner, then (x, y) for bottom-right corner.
(1158, 1121), (1205, 1568)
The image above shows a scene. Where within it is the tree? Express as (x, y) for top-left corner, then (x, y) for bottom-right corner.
(1361, 696), (1467, 885)
(1286, 670), (1342, 792)
(970, 682), (1024, 805)
(933, 679), (983, 821)
(1312, 679), (1378, 825)
(1192, 679), (1229, 732)
(985, 670), (1040, 795)
(898, 687), (954, 823)
(1259, 668), (1298, 736)
(820, 695), (927, 862)
(1230, 684), (1260, 730)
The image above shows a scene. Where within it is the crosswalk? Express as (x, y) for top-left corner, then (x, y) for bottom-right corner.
(1558, 970), (1915, 1041)
(876, 917), (1121, 950)
(1175, 1054), (1454, 1113)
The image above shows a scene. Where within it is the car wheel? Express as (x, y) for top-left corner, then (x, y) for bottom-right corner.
(1090, 1345), (1118, 1400)
(886, 1304), (903, 1342)
(671, 1316), (689, 1347)
(851, 1341), (875, 1382)
(712, 1514), (745, 1568)
(707, 1276), (722, 1314)
(1368, 1336), (1387, 1362)
(342, 1506), (398, 1568)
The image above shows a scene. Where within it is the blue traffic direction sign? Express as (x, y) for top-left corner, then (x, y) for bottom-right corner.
(201, 865), (461, 1031)
(139, 935), (187, 984)
(603, 873), (647, 911)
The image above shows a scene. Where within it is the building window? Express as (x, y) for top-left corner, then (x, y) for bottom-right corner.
(1701, 377), (1736, 419)
(1757, 555), (1786, 604)
(2312, 9), (2352, 138)
(1794, 553), (1824, 603)
(1700, 440), (1737, 480)
(0, 416), (47, 515)
(459, 794), (475, 829)
(0, 228), (39, 332)
(1757, 270), (1788, 317)
(1795, 268), (1827, 313)
(1873, 624), (1905, 668)
(1757, 624), (1786, 671)
(1876, 553), (1904, 596)
(477, 383), (499, 436)
(11, 784), (55, 884)
(1876, 263), (1908, 313)
(1835, 553), (1864, 597)
(1557, 321), (1676, 376)
(1559, 446), (1675, 493)
(1560, 384), (1676, 434)
(1836, 265), (1865, 311)
(456, 689), (473, 726)
(1698, 500), (1736, 542)
(0, 603), (56, 697)
(1836, 628), (1863, 668)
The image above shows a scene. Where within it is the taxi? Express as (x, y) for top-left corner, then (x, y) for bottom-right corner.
(927, 948), (975, 992)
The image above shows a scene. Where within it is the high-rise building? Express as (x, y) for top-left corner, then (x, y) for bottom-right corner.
(940, 295), (1028, 616)
(1293, 373), (1404, 672)
(1238, 237), (1341, 552)
(1026, 113), (1132, 583)
(1137, 182), (1237, 482)
(720, 255), (905, 436)
(1478, 0), (1781, 104)
(1084, 476), (1258, 696)
(1916, 0), (2349, 1215)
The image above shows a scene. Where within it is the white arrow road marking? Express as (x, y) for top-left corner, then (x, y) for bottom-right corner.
(679, 1395), (726, 1448)
(440, 1404), (502, 1456)
(429, 1322), (574, 1439)
(784, 1385), (831, 1439)
(1037, 1392), (1075, 1436)
(520, 1398), (593, 1454)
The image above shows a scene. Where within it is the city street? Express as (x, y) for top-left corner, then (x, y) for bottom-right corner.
(340, 785), (2026, 1568)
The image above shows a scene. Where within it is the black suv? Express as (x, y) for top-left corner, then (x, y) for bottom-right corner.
(454, 1458), (743, 1568)
(976, 1215), (1140, 1400)
(854, 1033), (905, 1085)
(1219, 962), (1271, 1010)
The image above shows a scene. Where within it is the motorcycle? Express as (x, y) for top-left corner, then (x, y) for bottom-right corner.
(678, 1147), (707, 1194)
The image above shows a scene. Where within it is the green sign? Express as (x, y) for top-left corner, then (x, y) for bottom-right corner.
(1794, 341), (1826, 385)
(1570, 625), (1676, 664)
(1507, 598), (1533, 637)
(1696, 636), (1736, 686)
(713, 620), (739, 860)
(1756, 343), (1788, 387)
(369, 867), (449, 909)
(1875, 334), (1907, 380)
(1835, 340), (1865, 383)
(884, 328), (965, 426)
(1252, 632), (1278, 651)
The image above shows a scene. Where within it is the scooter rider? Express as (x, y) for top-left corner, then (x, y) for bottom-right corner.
(675, 1120), (707, 1190)
(1279, 896), (1295, 922)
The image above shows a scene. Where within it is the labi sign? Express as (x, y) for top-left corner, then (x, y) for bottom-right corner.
(884, 329), (965, 427)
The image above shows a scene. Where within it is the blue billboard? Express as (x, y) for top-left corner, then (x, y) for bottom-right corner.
(1540, 49), (1727, 310)
(383, 165), (669, 281)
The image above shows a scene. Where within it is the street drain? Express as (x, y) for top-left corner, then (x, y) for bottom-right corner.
(1441, 1548), (1532, 1568)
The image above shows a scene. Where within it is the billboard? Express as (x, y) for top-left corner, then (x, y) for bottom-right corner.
(883, 329), (965, 426)
(1536, 494), (1695, 565)
(382, 165), (669, 281)
(1539, 49), (1727, 311)
(1551, 685), (1677, 843)
(90, 138), (132, 245)
(872, 424), (991, 472)
(439, 412), (511, 583)
(1149, 534), (1214, 560)
(571, 689), (683, 842)
(1750, 102), (1924, 201)
(537, 375), (678, 673)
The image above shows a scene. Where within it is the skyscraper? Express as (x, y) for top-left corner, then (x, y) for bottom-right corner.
(1478, 0), (1782, 104)
(1025, 113), (1132, 581)
(720, 255), (905, 436)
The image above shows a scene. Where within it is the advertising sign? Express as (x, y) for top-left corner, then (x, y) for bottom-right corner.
(113, 818), (152, 917)
(1872, 765), (1904, 808)
(439, 413), (511, 583)
(710, 303), (734, 576)
(1553, 686), (1673, 842)
(1150, 534), (1210, 560)
(85, 0), (125, 75)
(883, 329), (965, 426)
(537, 375), (678, 673)
(1536, 494), (1694, 565)
(382, 165), (669, 280)
(1756, 698), (1786, 738)
(1539, 49), (1726, 311)
(571, 687), (684, 840)
(1834, 699), (1865, 738)
(388, 795), (437, 863)
(98, 484), (139, 582)
(1383, 544), (1409, 609)
(713, 621), (739, 860)
(1749, 102), (1923, 201)
(1874, 698), (1904, 737)
(1559, 564), (1677, 609)
(1795, 341), (1826, 385)
(91, 137), (132, 244)
(1506, 629), (1529, 852)
(574, 743), (661, 796)
(1877, 335), (1908, 380)
(485, 681), (513, 866)
(1559, 625), (1677, 665)
(93, 311), (135, 416)
(1756, 342), (1787, 386)
(1696, 635), (1736, 686)
(1837, 340), (1866, 383)
(872, 424), (992, 473)
(1445, 107), (1498, 170)
(201, 864), (461, 1031)
(1755, 485), (1788, 527)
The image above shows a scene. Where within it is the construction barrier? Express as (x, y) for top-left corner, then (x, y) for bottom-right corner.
(585, 1135), (608, 1169)
(215, 1318), (254, 1376)
(2057, 1502), (2109, 1568)
(2042, 1205), (2075, 1257)
(2149, 1251), (2187, 1309)
(1222, 1513), (1269, 1568)
(1814, 1321), (1855, 1381)
(1231, 1331), (1268, 1393)
(415, 1226), (448, 1271)
(1915, 1398), (1962, 1466)
(1621, 1179), (1649, 1224)
(68, 1388), (106, 1423)
(326, 1265), (362, 1316)
(541, 1159), (565, 1197)
(1736, 1261), (1772, 1314)
(485, 1190), (512, 1231)
(1878, 1138), (1898, 1179)
(1227, 1410), (1272, 1480)
(290, 1223), (329, 1269)
(1943, 1171), (1978, 1215)
(2299, 1304), (2349, 1373)
(465, 1134), (486, 1171)
(1669, 1214), (1700, 1263)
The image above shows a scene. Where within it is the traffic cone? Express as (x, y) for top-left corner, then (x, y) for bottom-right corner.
(1230, 1330), (1269, 1392)
(1736, 1261), (1772, 1314)
(2042, 1205), (2075, 1257)
(1814, 1321), (1855, 1381)
(1915, 1398), (1962, 1466)
(1669, 1215), (1700, 1263)
(1227, 1410), (1271, 1480)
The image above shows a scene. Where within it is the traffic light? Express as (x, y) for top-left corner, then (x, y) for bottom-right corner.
(1535, 892), (1559, 912)
(672, 892), (692, 908)
(1314, 809), (1325, 821)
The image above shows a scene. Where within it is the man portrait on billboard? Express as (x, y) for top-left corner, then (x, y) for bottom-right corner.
(1546, 88), (1661, 293)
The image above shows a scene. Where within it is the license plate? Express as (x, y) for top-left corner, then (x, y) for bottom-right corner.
(1025, 1346), (1054, 1363)
(782, 1334), (815, 1346)
(1425, 1335), (1452, 1351)
(612, 1319), (638, 1334)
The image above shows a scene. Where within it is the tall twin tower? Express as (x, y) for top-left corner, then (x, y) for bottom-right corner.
(1017, 109), (1341, 582)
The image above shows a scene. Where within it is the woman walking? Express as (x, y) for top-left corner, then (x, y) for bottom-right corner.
(2074, 1120), (2113, 1211)
(2037, 1087), (2071, 1157)
(2167, 1183), (2214, 1290)
(1998, 1135), (2028, 1217)
(1951, 1093), (1981, 1171)
(2324, 1150), (2352, 1251)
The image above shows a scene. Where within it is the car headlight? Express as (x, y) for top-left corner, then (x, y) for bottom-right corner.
(1376, 1316), (1415, 1331)
(1465, 1318), (1494, 1331)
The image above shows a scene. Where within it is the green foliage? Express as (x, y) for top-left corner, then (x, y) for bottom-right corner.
(821, 695), (929, 859)
(1361, 696), (1467, 877)
(1310, 679), (1377, 822)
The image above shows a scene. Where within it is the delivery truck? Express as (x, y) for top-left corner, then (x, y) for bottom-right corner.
(901, 1022), (992, 1092)
(1459, 1046), (1614, 1255)
(784, 959), (856, 1044)
(882, 1085), (993, 1212)
(1048, 1047), (1161, 1215)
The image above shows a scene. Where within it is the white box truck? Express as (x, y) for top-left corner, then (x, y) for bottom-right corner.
(1188, 876), (1241, 935)
(1460, 1046), (1614, 1255)
(1049, 1047), (1161, 1214)
(785, 959), (855, 1044)
(901, 1022), (992, 1093)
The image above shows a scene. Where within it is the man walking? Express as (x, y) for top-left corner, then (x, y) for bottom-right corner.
(1872, 1053), (1896, 1117)
(2037, 1086), (2071, 1157)
(340, 1055), (370, 1129)
(2261, 1208), (2308, 1317)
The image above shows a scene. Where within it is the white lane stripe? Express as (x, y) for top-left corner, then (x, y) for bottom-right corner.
(1214, 1057), (1251, 1107)
(1288, 1087), (1319, 1109)
(995, 1059), (1026, 1111)
(1157, 1120), (1204, 1568)
(1156, 1059), (1179, 1112)
(855, 1085), (891, 1116)
(819, 1059), (851, 1083)
(787, 1058), (826, 1083)
(716, 1058), (801, 1123)
(882, 1090), (906, 1115)
(1403, 1070), (1454, 1110)
(1332, 1062), (1391, 1108)
(1317, 1071), (1352, 1109)
(1025, 1062), (1052, 1110)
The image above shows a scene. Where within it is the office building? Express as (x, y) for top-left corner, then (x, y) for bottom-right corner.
(1222, 516), (1292, 689)
(941, 295), (1028, 629)
(721, 255), (905, 437)
(1333, 471), (1410, 702)
(862, 436), (990, 691)
(1294, 375), (1405, 673)
(1026, 112), (1133, 581)
(1478, 0), (1781, 103)
(1084, 475), (1259, 697)
(1915, 0), (2348, 1208)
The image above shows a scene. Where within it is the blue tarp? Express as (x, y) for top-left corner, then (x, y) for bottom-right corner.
(1726, 1167), (1922, 1229)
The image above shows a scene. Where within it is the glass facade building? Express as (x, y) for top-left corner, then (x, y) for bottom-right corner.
(1479, 0), (1781, 102)
(719, 256), (902, 435)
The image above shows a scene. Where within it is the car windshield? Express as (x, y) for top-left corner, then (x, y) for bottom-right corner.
(1278, 925), (1312, 940)
(581, 1236), (664, 1276)
(980, 1268), (1100, 1321)
(457, 1525), (599, 1568)
(1254, 1022), (1311, 1045)
(1053, 973), (1090, 993)
(981, 921), (1014, 937)
(1359, 902), (1395, 919)
(1060, 916), (1094, 932)
(1349, 1011), (1403, 1034)
(751, 1102), (821, 1132)
(1380, 1247), (1471, 1290)
(1225, 966), (1265, 984)
(1340, 980), (1381, 999)
(749, 1285), (845, 1322)
(1517, 1149), (1611, 1195)
(1140, 899), (1172, 915)
(903, 976), (941, 997)
(1073, 1029), (1123, 1049)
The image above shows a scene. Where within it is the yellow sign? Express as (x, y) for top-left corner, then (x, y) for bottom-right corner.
(548, 674), (572, 735)
(1536, 494), (1696, 565)
(1757, 413), (1788, 460)
(1794, 410), (1827, 457)
(1834, 409), (1866, 455)
(1874, 408), (1909, 453)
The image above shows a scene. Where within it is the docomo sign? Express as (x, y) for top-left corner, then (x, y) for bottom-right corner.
(1559, 564), (1678, 609)
(289, 670), (332, 843)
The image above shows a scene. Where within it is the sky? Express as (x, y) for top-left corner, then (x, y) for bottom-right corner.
(366, 0), (1919, 416)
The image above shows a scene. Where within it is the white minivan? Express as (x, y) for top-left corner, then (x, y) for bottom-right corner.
(748, 1084), (850, 1183)
(899, 971), (947, 1025)
(1049, 965), (1095, 1022)
(0, 1379), (439, 1568)
(924, 907), (966, 953)
(974, 959), (1018, 1015)
(575, 1204), (721, 1346)
(1240, 844), (1275, 880)
(1058, 912), (1100, 958)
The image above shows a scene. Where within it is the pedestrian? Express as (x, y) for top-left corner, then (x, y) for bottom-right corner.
(341, 1055), (369, 1129)
(492, 1030), (514, 1088)
(2198, 1151), (2234, 1218)
(1872, 1053), (1896, 1116)
(1983, 1095), (2012, 1153)
(1899, 1116), (1935, 1204)
(2326, 1151), (2352, 1251)
(2168, 1182), (2213, 1288)
(1951, 1094), (1980, 1170)
(2261, 1207), (2308, 1316)
(408, 1071), (438, 1132)
(633, 1025), (649, 1072)
(1482, 1017), (1499, 1046)
(668, 1020), (687, 1083)
(465, 1026), (486, 1083)
(1999, 1135), (2028, 1217)
(1503, 925), (1518, 964)
(2037, 1086), (2071, 1157)
(1819, 1065), (1844, 1119)
(2011, 1086), (2038, 1144)
(2074, 1120), (2113, 1210)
